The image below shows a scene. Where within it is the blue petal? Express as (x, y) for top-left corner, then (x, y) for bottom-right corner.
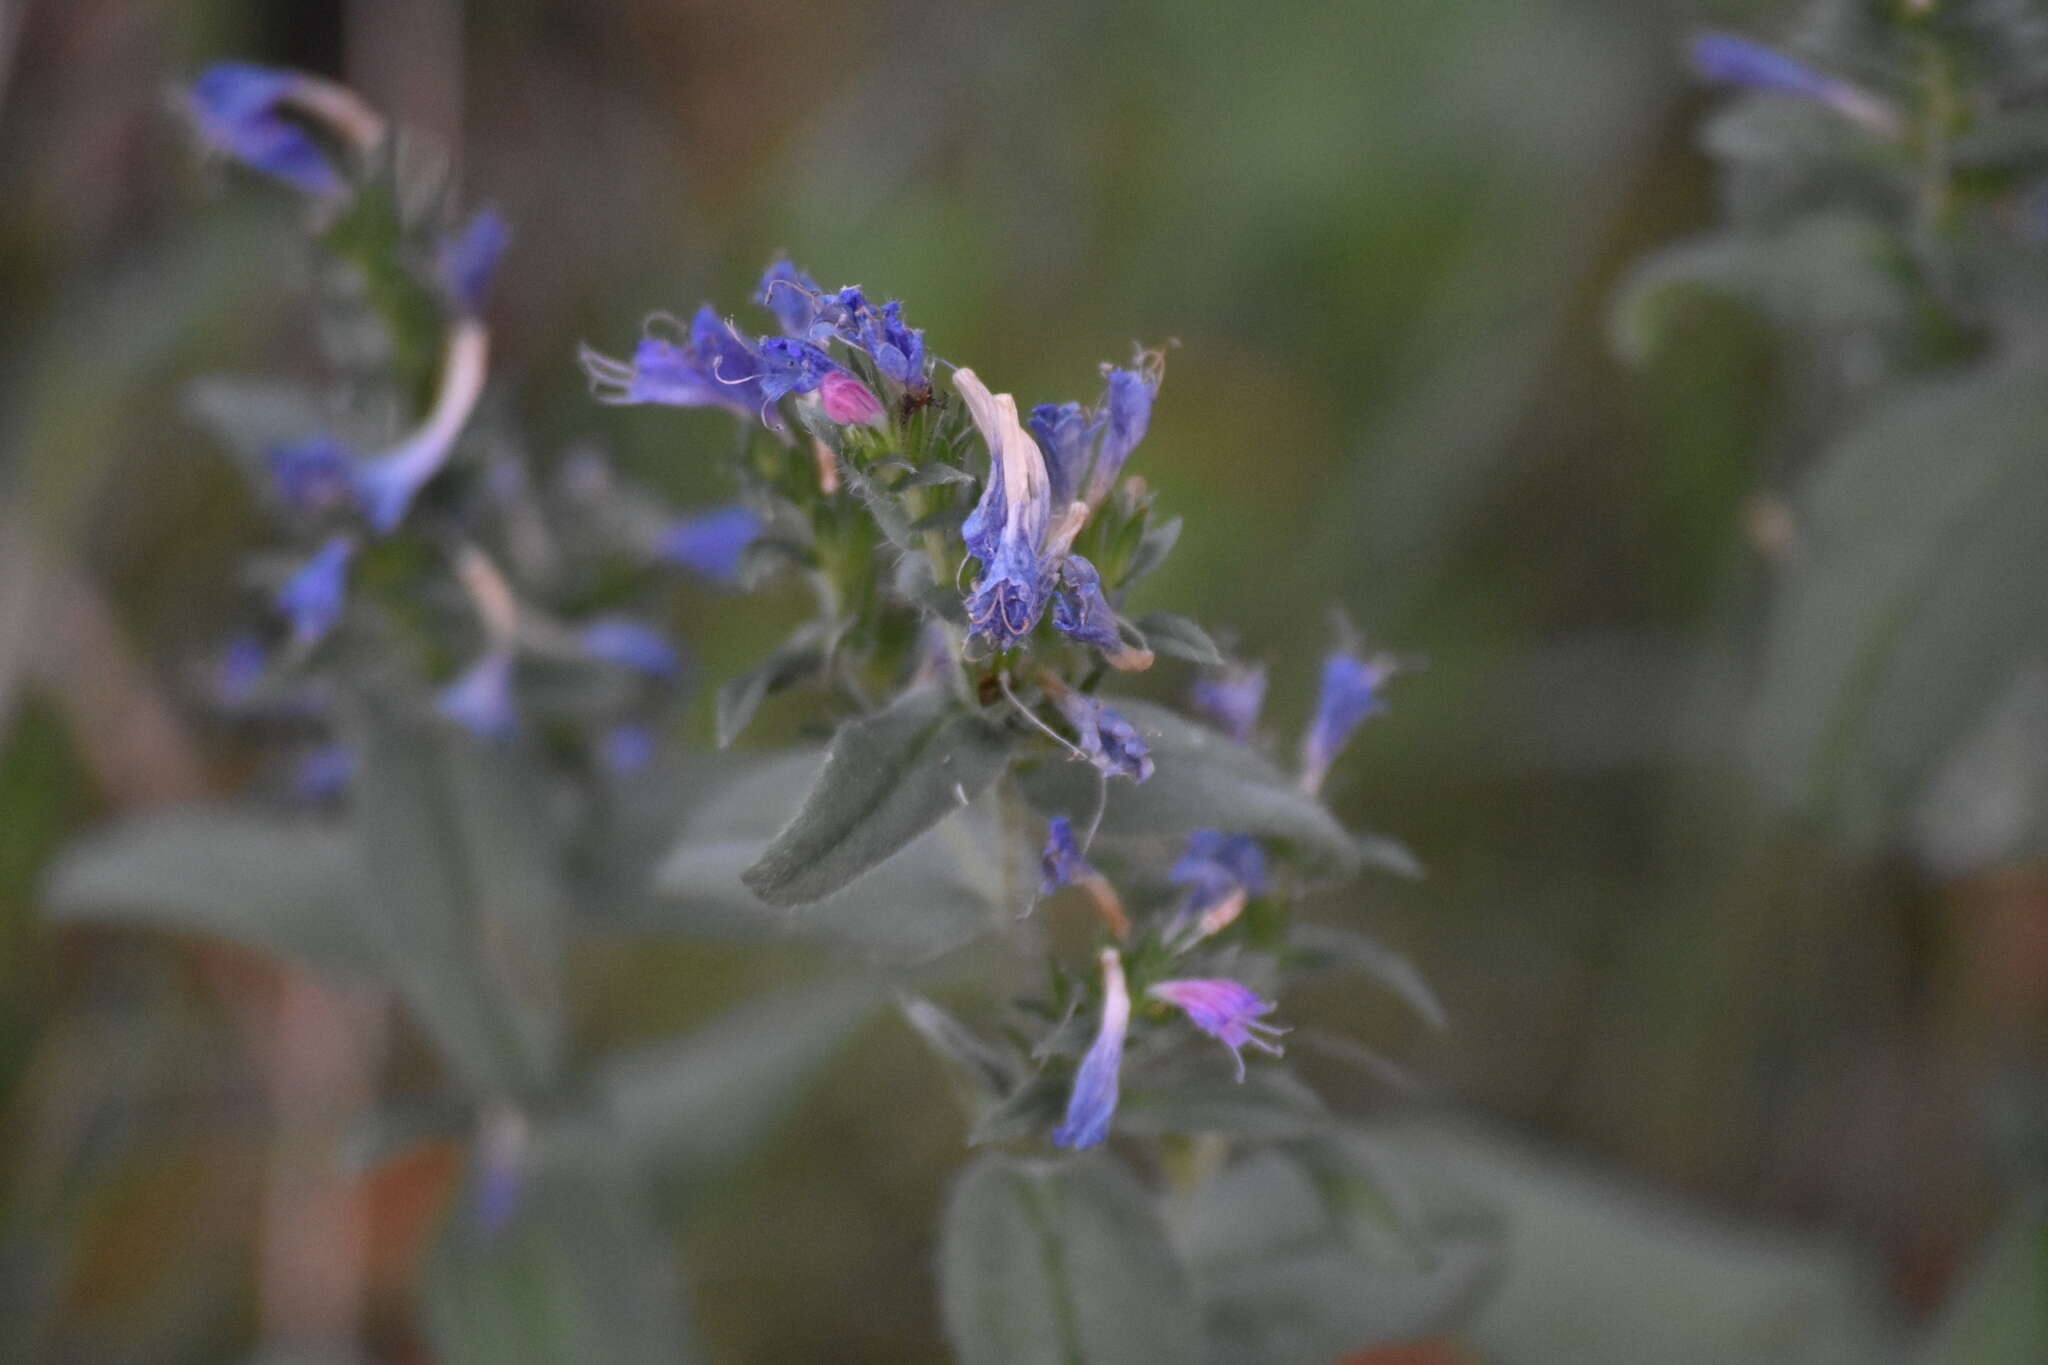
(439, 651), (518, 737)
(274, 536), (355, 645)
(291, 743), (355, 802)
(1689, 32), (1842, 102)
(266, 435), (357, 513)
(1039, 815), (1089, 895)
(1051, 555), (1123, 654)
(1029, 402), (1094, 506)
(600, 723), (656, 774)
(1190, 666), (1267, 744)
(656, 503), (760, 583)
(187, 63), (341, 196)
(1089, 366), (1156, 497)
(1302, 651), (1386, 786)
(579, 617), (681, 678)
(756, 259), (825, 336)
(440, 207), (509, 315)
(756, 337), (836, 403)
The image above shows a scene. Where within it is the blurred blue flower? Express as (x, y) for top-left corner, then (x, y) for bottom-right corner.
(1039, 815), (1092, 896)
(355, 320), (490, 532)
(599, 722), (656, 775)
(1050, 555), (1121, 649)
(1054, 690), (1153, 783)
(849, 297), (926, 389)
(1028, 402), (1096, 507)
(581, 307), (764, 420)
(1301, 650), (1390, 792)
(291, 743), (354, 801)
(756, 258), (826, 337)
(1171, 829), (1265, 939)
(579, 617), (681, 678)
(274, 535), (355, 645)
(1146, 978), (1285, 1080)
(1689, 32), (1897, 133)
(185, 62), (342, 196)
(215, 631), (269, 706)
(439, 650), (517, 737)
(1052, 948), (1130, 1149)
(1087, 364), (1158, 502)
(655, 503), (760, 583)
(266, 434), (357, 514)
(439, 206), (509, 315)
(1190, 664), (1267, 744)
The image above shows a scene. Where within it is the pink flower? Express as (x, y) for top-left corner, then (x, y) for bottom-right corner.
(819, 369), (885, 427)
(1146, 978), (1286, 1080)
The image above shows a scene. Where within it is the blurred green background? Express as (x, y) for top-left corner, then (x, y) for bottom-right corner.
(3, 0), (2041, 1361)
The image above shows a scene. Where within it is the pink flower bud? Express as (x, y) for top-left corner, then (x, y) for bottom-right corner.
(819, 369), (885, 427)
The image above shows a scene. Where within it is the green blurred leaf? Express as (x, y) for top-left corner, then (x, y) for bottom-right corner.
(896, 992), (1024, 1121)
(939, 1153), (1201, 1365)
(183, 377), (332, 474)
(1918, 1195), (2048, 1365)
(1748, 356), (2048, 843)
(1133, 611), (1224, 667)
(1017, 701), (1358, 876)
(594, 980), (876, 1189)
(714, 623), (828, 749)
(1290, 924), (1448, 1030)
(1122, 514), (1182, 586)
(741, 687), (1013, 907)
(40, 806), (380, 976)
(1116, 1064), (1328, 1139)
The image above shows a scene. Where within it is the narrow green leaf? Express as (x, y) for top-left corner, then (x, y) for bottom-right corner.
(1290, 924), (1448, 1030)
(1116, 1065), (1328, 1139)
(1122, 515), (1182, 585)
(939, 1154), (1201, 1365)
(740, 688), (1013, 907)
(714, 624), (826, 749)
(904, 461), (976, 488)
(1133, 611), (1224, 667)
(897, 993), (1024, 1119)
(1016, 700), (1358, 876)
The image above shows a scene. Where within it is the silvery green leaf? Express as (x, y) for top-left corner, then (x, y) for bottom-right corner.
(41, 806), (380, 977)
(1290, 924), (1448, 1030)
(741, 687), (1012, 907)
(1017, 700), (1358, 876)
(1115, 1064), (1328, 1139)
(1133, 611), (1224, 667)
(183, 378), (332, 470)
(904, 460), (976, 487)
(1123, 514), (1182, 585)
(896, 993), (1024, 1118)
(968, 1070), (1071, 1146)
(939, 1154), (1201, 1365)
(1354, 830), (1424, 878)
(841, 459), (918, 552)
(714, 623), (827, 749)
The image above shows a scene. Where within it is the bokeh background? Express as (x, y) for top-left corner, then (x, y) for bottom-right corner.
(2, 0), (2040, 1361)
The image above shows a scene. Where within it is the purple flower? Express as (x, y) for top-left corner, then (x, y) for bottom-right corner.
(439, 206), (508, 316)
(1170, 830), (1265, 939)
(1689, 32), (1897, 134)
(274, 535), (356, 645)
(1191, 664), (1267, 744)
(438, 650), (517, 737)
(215, 631), (269, 706)
(579, 617), (681, 678)
(266, 435), (357, 514)
(655, 503), (760, 583)
(291, 743), (354, 801)
(1146, 978), (1286, 1080)
(756, 337), (837, 403)
(1049, 555), (1150, 670)
(580, 307), (764, 420)
(1039, 815), (1092, 896)
(1028, 402), (1096, 507)
(756, 258), (827, 337)
(1053, 690), (1153, 783)
(957, 369), (1056, 649)
(1052, 948), (1130, 1149)
(600, 723), (655, 775)
(185, 62), (343, 196)
(850, 297), (926, 389)
(1300, 650), (1392, 793)
(1087, 364), (1158, 503)
(819, 369), (886, 427)
(355, 319), (491, 532)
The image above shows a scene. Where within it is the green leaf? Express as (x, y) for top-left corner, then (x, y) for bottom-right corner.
(1116, 1064), (1328, 1139)
(649, 752), (1010, 962)
(1290, 924), (1448, 1030)
(1748, 357), (2048, 843)
(841, 459), (919, 553)
(896, 992), (1024, 1120)
(1354, 830), (1425, 879)
(1122, 515), (1182, 585)
(41, 806), (380, 977)
(1017, 700), (1358, 876)
(939, 1154), (1201, 1365)
(183, 378), (332, 473)
(594, 980), (876, 1189)
(347, 697), (566, 1098)
(1918, 1195), (2048, 1365)
(423, 1134), (701, 1365)
(1132, 612), (1224, 667)
(740, 688), (1013, 907)
(714, 624), (827, 749)
(904, 460), (976, 488)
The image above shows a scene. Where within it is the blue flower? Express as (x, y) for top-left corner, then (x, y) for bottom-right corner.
(846, 296), (926, 389)
(1053, 690), (1153, 783)
(1052, 948), (1130, 1150)
(274, 535), (355, 645)
(266, 435), (357, 513)
(1087, 364), (1158, 502)
(291, 743), (354, 801)
(1191, 664), (1267, 744)
(581, 307), (765, 420)
(599, 722), (655, 775)
(1039, 815), (1092, 896)
(355, 319), (491, 532)
(439, 207), (509, 316)
(756, 259), (826, 337)
(185, 63), (343, 196)
(214, 631), (269, 706)
(1301, 650), (1391, 792)
(1028, 402), (1096, 507)
(579, 617), (681, 678)
(439, 649), (517, 737)
(655, 503), (760, 583)
(756, 337), (837, 403)
(1689, 32), (1897, 133)
(957, 369), (1056, 649)
(1047, 555), (1151, 672)
(1171, 830), (1265, 939)
(1146, 978), (1286, 1081)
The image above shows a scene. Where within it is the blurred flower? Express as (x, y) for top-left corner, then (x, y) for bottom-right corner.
(439, 650), (517, 737)
(655, 503), (760, 583)
(355, 320), (491, 532)
(274, 535), (355, 645)
(1170, 830), (1265, 940)
(439, 206), (509, 316)
(1054, 690), (1153, 783)
(757, 337), (837, 403)
(291, 743), (354, 801)
(214, 631), (269, 706)
(600, 722), (655, 775)
(267, 434), (357, 514)
(581, 308), (764, 420)
(1689, 32), (1897, 134)
(1300, 650), (1393, 793)
(1052, 555), (1151, 670)
(1087, 362), (1159, 503)
(1191, 664), (1267, 743)
(1146, 979), (1285, 1080)
(818, 369), (886, 427)
(1028, 402), (1095, 506)
(756, 258), (827, 337)
(1039, 815), (1092, 895)
(1052, 948), (1130, 1149)
(958, 368), (1056, 648)
(578, 617), (681, 678)
(184, 62), (343, 196)
(848, 296), (926, 391)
